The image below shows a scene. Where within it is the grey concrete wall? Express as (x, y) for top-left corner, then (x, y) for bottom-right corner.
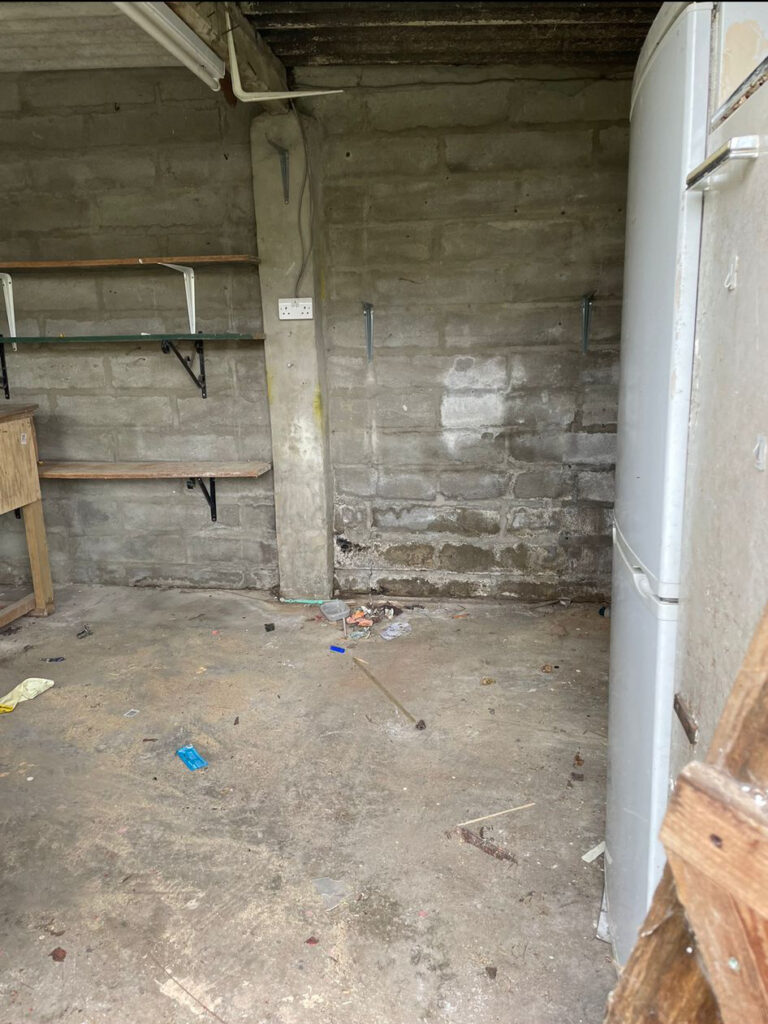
(301, 66), (630, 599)
(0, 69), (276, 590)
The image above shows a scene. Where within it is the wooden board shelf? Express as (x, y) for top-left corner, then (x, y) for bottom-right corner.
(4, 333), (263, 344)
(38, 461), (271, 480)
(37, 459), (273, 522)
(0, 255), (260, 270)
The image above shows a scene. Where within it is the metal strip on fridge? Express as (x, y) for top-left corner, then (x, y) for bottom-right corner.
(613, 524), (679, 622)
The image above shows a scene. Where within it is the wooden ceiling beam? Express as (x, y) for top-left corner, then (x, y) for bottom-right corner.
(240, 1), (660, 30)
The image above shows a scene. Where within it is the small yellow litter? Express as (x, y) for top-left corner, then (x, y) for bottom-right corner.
(0, 677), (54, 714)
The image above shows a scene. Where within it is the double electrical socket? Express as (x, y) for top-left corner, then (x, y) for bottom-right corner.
(278, 297), (314, 320)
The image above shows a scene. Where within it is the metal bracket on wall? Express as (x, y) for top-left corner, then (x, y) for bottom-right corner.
(159, 263), (196, 333)
(362, 301), (374, 361)
(581, 292), (595, 354)
(268, 140), (290, 204)
(187, 476), (217, 521)
(160, 337), (208, 398)
(0, 340), (9, 399)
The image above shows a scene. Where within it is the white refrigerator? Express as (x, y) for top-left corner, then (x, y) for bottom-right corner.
(605, 2), (711, 964)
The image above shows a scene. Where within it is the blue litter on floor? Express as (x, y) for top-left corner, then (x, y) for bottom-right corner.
(330, 645), (346, 654)
(177, 744), (208, 771)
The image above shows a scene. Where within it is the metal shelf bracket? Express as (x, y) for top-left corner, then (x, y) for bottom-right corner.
(159, 262), (196, 333)
(187, 476), (217, 521)
(1, 274), (18, 395)
(160, 337), (208, 398)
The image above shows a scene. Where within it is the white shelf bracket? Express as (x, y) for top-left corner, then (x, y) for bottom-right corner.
(0, 273), (17, 350)
(224, 10), (343, 103)
(159, 262), (196, 334)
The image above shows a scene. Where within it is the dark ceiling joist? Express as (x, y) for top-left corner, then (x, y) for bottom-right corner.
(238, 1), (661, 67)
(240, 2), (658, 29)
(270, 28), (650, 65)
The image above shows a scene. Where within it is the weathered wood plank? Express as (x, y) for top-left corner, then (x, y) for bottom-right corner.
(23, 499), (54, 617)
(605, 606), (768, 1023)
(37, 461), (272, 480)
(661, 762), (768, 920)
(0, 593), (36, 628)
(668, 853), (768, 1024)
(0, 255), (259, 270)
(241, 2), (660, 29)
(268, 25), (648, 65)
(0, 404), (38, 426)
(0, 416), (41, 516)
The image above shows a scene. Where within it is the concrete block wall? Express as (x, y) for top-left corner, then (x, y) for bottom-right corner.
(0, 69), (276, 590)
(301, 66), (630, 599)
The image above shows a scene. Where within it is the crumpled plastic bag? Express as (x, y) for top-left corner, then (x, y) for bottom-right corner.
(0, 677), (54, 714)
(380, 620), (412, 641)
(312, 877), (351, 911)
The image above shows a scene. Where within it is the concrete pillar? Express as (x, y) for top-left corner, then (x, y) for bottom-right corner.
(251, 111), (333, 598)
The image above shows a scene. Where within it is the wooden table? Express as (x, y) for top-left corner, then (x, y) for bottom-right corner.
(0, 404), (54, 626)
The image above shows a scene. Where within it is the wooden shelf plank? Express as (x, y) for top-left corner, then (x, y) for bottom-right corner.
(38, 460), (272, 480)
(0, 255), (260, 270)
(4, 333), (264, 344)
(0, 404), (37, 425)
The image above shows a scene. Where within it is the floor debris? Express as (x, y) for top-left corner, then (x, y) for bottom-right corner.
(485, 966), (498, 980)
(321, 600), (350, 638)
(0, 677), (54, 714)
(264, 623), (275, 632)
(573, 751), (584, 767)
(312, 877), (350, 911)
(456, 802), (535, 828)
(305, 935), (320, 945)
(352, 656), (423, 728)
(176, 745), (208, 771)
(42, 657), (65, 663)
(380, 620), (412, 641)
(49, 947), (66, 962)
(450, 827), (518, 863)
(123, 708), (140, 718)
(481, 677), (496, 686)
(581, 840), (606, 864)
(330, 645), (346, 654)
(76, 624), (92, 639)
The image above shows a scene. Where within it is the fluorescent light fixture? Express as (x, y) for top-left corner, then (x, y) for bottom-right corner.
(113, 1), (225, 92)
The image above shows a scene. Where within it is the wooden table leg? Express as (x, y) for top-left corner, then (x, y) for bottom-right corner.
(22, 498), (54, 615)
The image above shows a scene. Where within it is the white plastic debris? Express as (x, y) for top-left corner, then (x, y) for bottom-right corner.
(582, 840), (606, 864)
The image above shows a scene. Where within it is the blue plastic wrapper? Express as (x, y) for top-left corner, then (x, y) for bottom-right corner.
(330, 645), (346, 654)
(177, 744), (208, 771)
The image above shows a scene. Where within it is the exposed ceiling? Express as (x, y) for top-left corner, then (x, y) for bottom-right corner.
(0, 2), (180, 72)
(239, 1), (663, 67)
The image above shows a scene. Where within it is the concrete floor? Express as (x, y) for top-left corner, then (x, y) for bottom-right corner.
(0, 586), (615, 1023)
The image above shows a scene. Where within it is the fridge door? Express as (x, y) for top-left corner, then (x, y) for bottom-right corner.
(613, 3), (711, 599)
(605, 527), (679, 964)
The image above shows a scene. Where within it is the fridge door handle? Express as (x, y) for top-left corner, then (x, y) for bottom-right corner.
(632, 567), (655, 601)
(686, 135), (761, 191)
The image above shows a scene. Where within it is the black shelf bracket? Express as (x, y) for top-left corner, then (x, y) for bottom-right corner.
(0, 341), (9, 399)
(187, 477), (216, 521)
(161, 337), (207, 398)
